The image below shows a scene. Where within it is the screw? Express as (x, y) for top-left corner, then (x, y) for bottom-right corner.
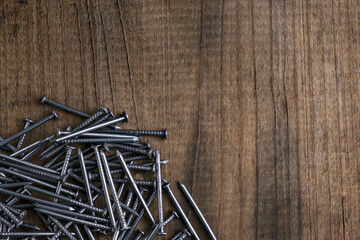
(55, 112), (128, 142)
(16, 118), (33, 150)
(163, 181), (200, 240)
(0, 110), (58, 148)
(134, 230), (145, 240)
(178, 181), (217, 240)
(35, 208), (112, 231)
(100, 150), (128, 230)
(117, 150), (156, 225)
(155, 150), (166, 235)
(123, 190), (157, 240)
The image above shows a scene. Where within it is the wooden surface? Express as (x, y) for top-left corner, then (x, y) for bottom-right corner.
(1, 0), (360, 239)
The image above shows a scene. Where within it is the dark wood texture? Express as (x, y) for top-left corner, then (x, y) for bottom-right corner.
(1, 0), (360, 239)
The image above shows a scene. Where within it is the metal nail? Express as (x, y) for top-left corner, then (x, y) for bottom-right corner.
(163, 181), (200, 240)
(55, 112), (128, 142)
(0, 111), (58, 148)
(16, 118), (33, 150)
(117, 150), (156, 225)
(179, 181), (217, 240)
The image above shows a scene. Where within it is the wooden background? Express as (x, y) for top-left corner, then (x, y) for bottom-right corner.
(1, 0), (360, 239)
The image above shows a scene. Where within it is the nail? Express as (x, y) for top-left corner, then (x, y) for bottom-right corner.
(72, 106), (107, 132)
(100, 150), (128, 230)
(165, 211), (180, 227)
(84, 225), (96, 240)
(59, 137), (139, 144)
(177, 229), (192, 239)
(3, 168), (77, 197)
(117, 150), (156, 225)
(163, 181), (200, 240)
(0, 202), (23, 227)
(144, 223), (162, 240)
(178, 181), (217, 240)
(27, 185), (103, 213)
(48, 216), (77, 240)
(57, 131), (136, 139)
(54, 146), (75, 202)
(123, 190), (157, 240)
(16, 118), (34, 150)
(155, 150), (166, 235)
(0, 232), (57, 237)
(96, 128), (168, 139)
(20, 139), (52, 162)
(0, 135), (18, 153)
(73, 224), (85, 240)
(55, 112), (128, 142)
(134, 230), (145, 240)
(12, 136), (53, 158)
(34, 204), (109, 223)
(93, 145), (117, 229)
(109, 143), (153, 158)
(41, 96), (90, 118)
(0, 110), (58, 148)
(35, 208), (111, 231)
(49, 194), (100, 240)
(78, 149), (93, 206)
(0, 152), (58, 174)
(169, 230), (184, 240)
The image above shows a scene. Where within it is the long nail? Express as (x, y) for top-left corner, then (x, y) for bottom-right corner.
(179, 181), (217, 240)
(27, 185), (103, 213)
(48, 216), (77, 240)
(93, 145), (116, 229)
(78, 149), (93, 206)
(16, 118), (33, 150)
(163, 181), (200, 240)
(35, 208), (111, 231)
(100, 150), (128, 230)
(55, 112), (128, 142)
(123, 190), (157, 240)
(117, 150), (155, 225)
(155, 150), (166, 235)
(0, 111), (58, 148)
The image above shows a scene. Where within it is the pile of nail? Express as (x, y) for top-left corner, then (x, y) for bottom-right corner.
(0, 97), (217, 240)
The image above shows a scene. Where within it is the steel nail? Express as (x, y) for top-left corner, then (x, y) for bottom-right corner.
(163, 181), (200, 240)
(0, 111), (58, 148)
(16, 118), (34, 150)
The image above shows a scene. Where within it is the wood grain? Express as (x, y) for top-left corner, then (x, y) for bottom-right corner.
(1, 0), (360, 239)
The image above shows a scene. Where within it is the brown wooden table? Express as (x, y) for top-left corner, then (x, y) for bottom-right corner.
(1, 0), (360, 239)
